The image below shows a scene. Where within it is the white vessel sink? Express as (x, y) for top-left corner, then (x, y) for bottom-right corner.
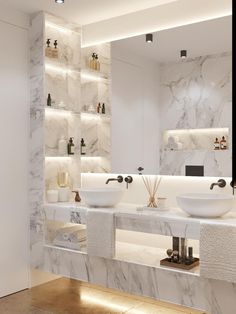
(79, 187), (124, 207)
(176, 193), (234, 218)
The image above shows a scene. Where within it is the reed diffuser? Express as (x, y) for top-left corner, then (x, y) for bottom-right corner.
(142, 176), (162, 208)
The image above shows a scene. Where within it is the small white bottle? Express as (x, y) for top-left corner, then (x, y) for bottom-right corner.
(58, 137), (67, 155)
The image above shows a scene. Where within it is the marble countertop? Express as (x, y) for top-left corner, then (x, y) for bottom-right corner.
(44, 202), (236, 240)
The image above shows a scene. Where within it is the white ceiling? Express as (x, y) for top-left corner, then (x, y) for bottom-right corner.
(0, 0), (177, 25)
(112, 16), (232, 62)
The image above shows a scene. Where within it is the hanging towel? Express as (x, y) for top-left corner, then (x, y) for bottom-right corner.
(200, 221), (236, 283)
(87, 208), (115, 258)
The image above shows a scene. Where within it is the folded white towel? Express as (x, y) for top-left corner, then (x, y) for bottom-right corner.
(200, 222), (236, 283)
(86, 208), (115, 258)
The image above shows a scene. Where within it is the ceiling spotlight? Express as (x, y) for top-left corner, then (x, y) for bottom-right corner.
(55, 0), (64, 4)
(180, 50), (187, 59)
(146, 33), (153, 43)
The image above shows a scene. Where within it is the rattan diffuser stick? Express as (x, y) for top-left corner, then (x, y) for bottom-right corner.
(142, 176), (162, 207)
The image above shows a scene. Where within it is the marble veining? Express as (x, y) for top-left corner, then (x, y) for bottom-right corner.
(159, 52), (232, 176)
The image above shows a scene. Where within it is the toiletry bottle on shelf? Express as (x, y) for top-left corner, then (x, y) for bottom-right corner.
(80, 138), (86, 155)
(47, 93), (51, 106)
(97, 102), (101, 114)
(95, 54), (100, 71)
(58, 137), (67, 155)
(102, 103), (105, 114)
(52, 40), (58, 59)
(214, 138), (220, 150)
(90, 53), (96, 70)
(45, 39), (52, 58)
(67, 137), (75, 155)
(220, 136), (227, 150)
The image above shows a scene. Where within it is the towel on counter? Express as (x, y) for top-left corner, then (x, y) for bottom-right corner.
(200, 222), (236, 283)
(87, 208), (115, 258)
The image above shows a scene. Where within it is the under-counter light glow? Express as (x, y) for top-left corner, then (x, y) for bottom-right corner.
(80, 112), (101, 120)
(165, 128), (229, 134)
(45, 107), (72, 117)
(81, 156), (101, 160)
(55, 0), (64, 4)
(80, 294), (130, 313)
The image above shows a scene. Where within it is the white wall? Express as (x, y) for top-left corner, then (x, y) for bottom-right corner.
(111, 44), (160, 174)
(0, 7), (29, 297)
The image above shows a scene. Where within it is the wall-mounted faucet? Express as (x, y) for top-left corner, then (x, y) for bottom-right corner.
(106, 175), (123, 184)
(125, 176), (133, 189)
(210, 179), (226, 190)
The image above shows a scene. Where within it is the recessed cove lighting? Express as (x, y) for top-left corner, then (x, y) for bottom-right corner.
(146, 33), (153, 43)
(55, 0), (64, 4)
(180, 50), (187, 59)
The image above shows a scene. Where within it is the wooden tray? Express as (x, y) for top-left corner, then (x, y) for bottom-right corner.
(160, 258), (199, 270)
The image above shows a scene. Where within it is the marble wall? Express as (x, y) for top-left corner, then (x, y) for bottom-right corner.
(30, 12), (81, 269)
(159, 52), (232, 176)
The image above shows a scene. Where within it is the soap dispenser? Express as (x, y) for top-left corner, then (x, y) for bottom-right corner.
(45, 39), (52, 58)
(52, 40), (59, 59)
(90, 53), (96, 70)
(95, 54), (100, 71)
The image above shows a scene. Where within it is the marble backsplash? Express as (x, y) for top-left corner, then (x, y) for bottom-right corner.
(159, 52), (232, 176)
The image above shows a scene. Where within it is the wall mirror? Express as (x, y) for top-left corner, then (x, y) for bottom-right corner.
(110, 15), (232, 176)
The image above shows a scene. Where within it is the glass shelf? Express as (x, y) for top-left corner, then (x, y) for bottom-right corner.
(81, 68), (110, 83)
(81, 111), (111, 120)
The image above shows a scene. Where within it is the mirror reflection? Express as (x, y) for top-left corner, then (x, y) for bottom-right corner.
(110, 16), (232, 176)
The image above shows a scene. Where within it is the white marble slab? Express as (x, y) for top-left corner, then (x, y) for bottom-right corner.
(43, 244), (236, 313)
(44, 202), (236, 241)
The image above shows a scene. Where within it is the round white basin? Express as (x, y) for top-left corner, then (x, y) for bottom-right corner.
(79, 187), (124, 207)
(176, 193), (234, 218)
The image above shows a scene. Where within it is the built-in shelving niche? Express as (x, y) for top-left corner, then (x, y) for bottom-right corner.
(80, 44), (111, 173)
(160, 127), (231, 176)
(44, 14), (81, 195)
(163, 127), (230, 151)
(44, 21), (111, 200)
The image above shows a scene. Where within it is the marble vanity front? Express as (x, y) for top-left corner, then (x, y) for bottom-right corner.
(43, 200), (236, 314)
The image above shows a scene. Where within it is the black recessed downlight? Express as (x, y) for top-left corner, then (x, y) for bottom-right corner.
(180, 50), (187, 59)
(146, 33), (153, 43)
(55, 0), (64, 4)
